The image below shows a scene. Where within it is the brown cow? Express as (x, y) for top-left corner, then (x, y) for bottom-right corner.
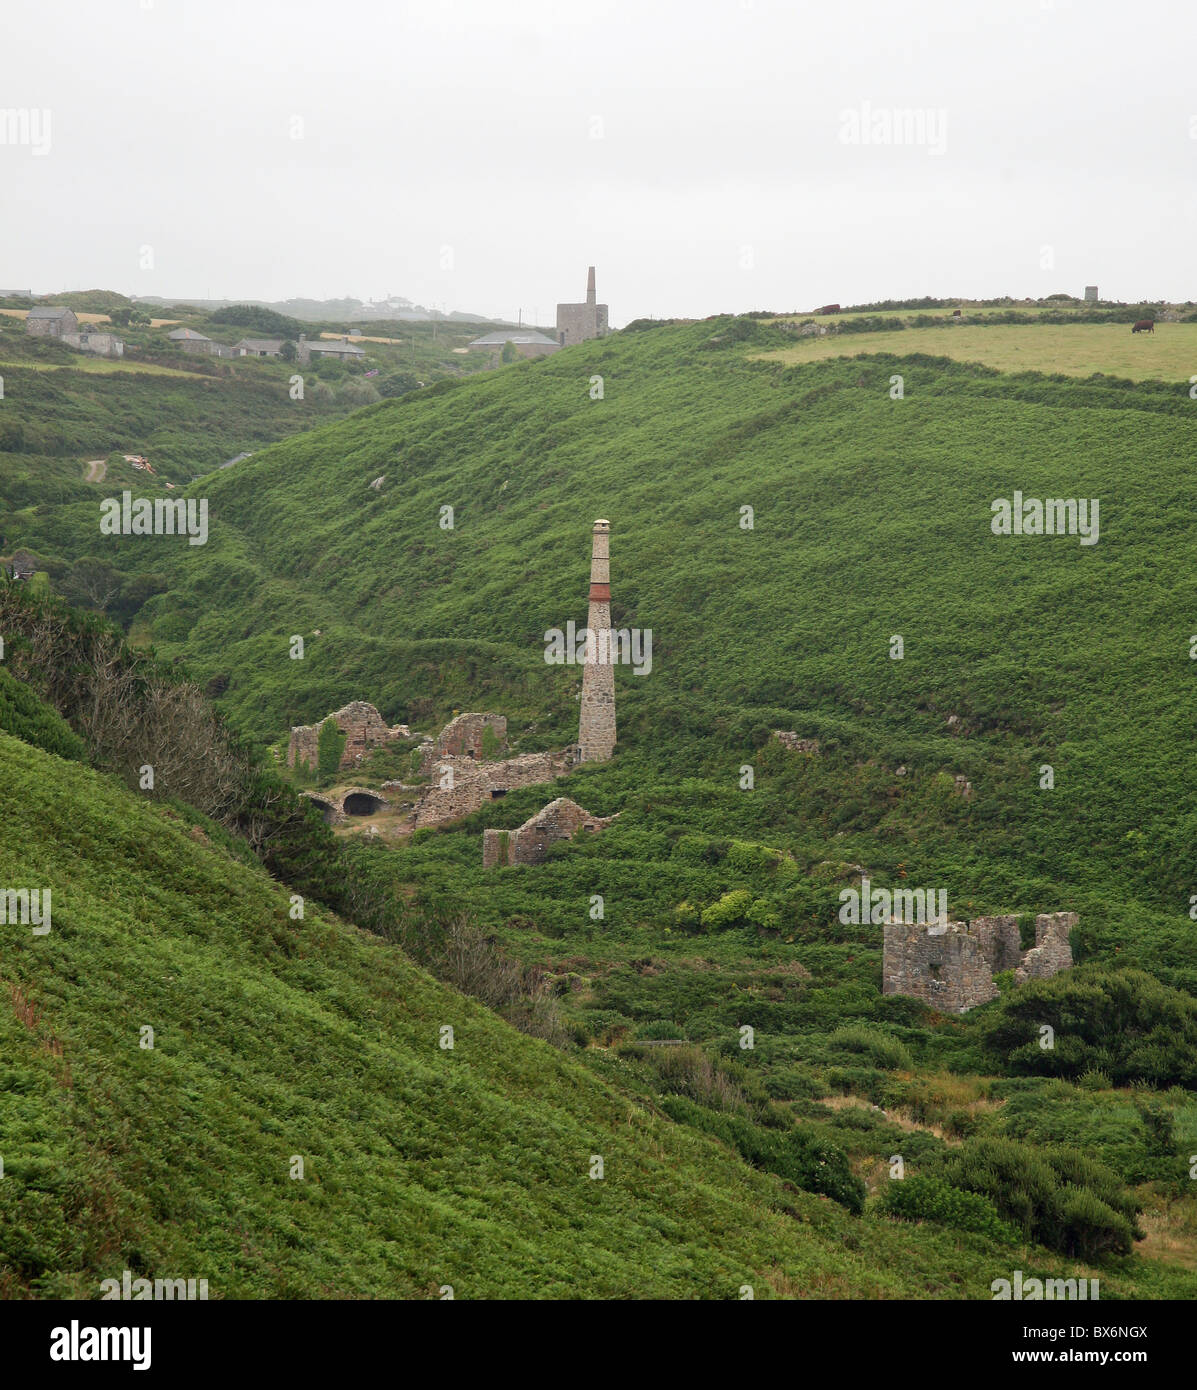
(1131, 319), (1155, 334)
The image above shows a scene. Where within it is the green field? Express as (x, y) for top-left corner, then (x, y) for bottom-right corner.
(0, 357), (196, 377)
(757, 321), (1197, 382)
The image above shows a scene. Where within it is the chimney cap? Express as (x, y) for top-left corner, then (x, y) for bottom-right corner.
(593, 518), (610, 528)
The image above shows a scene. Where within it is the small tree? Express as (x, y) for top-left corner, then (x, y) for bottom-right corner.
(316, 717), (346, 781)
(500, 340), (517, 364)
(480, 725), (502, 760)
(1136, 1098), (1176, 1158)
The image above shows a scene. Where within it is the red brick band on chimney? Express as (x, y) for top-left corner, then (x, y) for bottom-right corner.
(588, 583), (610, 602)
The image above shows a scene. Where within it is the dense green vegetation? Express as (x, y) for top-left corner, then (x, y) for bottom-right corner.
(0, 304), (506, 583)
(5, 309), (1197, 1295)
(9, 715), (1169, 1298)
(204, 303), (305, 337)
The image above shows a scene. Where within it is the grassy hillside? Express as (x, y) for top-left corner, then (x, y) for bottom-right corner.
(0, 298), (525, 583)
(8, 315), (1197, 1296)
(5, 722), (1156, 1300)
(52, 318), (1194, 909)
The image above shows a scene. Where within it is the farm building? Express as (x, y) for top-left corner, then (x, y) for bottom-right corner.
(168, 327), (215, 355)
(62, 330), (124, 358)
(468, 328), (561, 360)
(298, 334), (366, 364)
(26, 306), (78, 338)
(232, 337), (285, 357)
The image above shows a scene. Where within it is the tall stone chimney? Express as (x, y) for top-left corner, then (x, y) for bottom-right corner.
(586, 265), (596, 307)
(578, 518), (616, 762)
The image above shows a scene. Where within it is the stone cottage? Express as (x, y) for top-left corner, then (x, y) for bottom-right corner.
(168, 327), (215, 355)
(298, 334), (366, 364)
(25, 306), (78, 338)
(233, 338), (285, 358)
(62, 330), (124, 358)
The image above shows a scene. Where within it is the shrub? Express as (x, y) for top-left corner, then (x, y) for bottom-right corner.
(0, 668), (86, 761)
(206, 303), (304, 337)
(1045, 1185), (1136, 1260)
(982, 967), (1197, 1087)
(938, 1137), (1140, 1258)
(1077, 1069), (1110, 1091)
(827, 1025), (913, 1071)
(1134, 1099), (1176, 1159)
(316, 717), (346, 781)
(700, 889), (753, 931)
(660, 1095), (865, 1213)
(435, 916), (569, 1046)
(642, 1045), (750, 1113)
(881, 1174), (1016, 1242)
(764, 1068), (825, 1101)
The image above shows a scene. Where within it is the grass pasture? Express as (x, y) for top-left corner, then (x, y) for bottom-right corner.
(755, 321), (1197, 383)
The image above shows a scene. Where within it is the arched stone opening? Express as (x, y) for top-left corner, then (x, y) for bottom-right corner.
(343, 791), (385, 816)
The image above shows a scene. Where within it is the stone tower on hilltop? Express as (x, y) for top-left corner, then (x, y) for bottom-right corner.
(578, 519), (616, 762)
(556, 266), (610, 346)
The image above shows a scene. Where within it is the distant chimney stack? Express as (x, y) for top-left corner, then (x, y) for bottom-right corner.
(577, 518), (616, 762)
(586, 265), (596, 307)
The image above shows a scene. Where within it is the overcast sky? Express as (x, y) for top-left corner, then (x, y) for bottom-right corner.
(1, 0), (1193, 324)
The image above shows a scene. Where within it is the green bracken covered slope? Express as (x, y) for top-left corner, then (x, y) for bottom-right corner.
(7, 723), (1194, 1297)
(46, 318), (1197, 935)
(5, 725), (1128, 1301)
(6, 317), (1197, 1298)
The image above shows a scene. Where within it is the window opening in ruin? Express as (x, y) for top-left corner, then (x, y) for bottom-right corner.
(490, 789), (507, 798)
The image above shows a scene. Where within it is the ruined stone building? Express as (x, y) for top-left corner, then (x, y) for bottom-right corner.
(288, 701), (410, 771)
(295, 706), (580, 830)
(577, 519), (616, 762)
(303, 785), (389, 824)
(883, 912), (1076, 1014)
(374, 712), (575, 828)
(404, 748), (574, 828)
(62, 330), (124, 358)
(482, 797), (617, 867)
(772, 731), (820, 754)
(422, 712), (508, 764)
(556, 266), (609, 347)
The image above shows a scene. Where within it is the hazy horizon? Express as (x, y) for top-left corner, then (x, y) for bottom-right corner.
(2, 0), (1193, 326)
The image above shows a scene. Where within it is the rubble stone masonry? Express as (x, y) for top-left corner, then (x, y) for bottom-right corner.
(288, 701), (409, 770)
(883, 912), (1076, 1013)
(483, 797), (617, 867)
(578, 520), (616, 762)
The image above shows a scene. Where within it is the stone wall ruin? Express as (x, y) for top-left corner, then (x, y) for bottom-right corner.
(408, 747), (573, 828)
(288, 701), (410, 771)
(883, 912), (1076, 1014)
(419, 712), (508, 769)
(483, 797), (617, 868)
